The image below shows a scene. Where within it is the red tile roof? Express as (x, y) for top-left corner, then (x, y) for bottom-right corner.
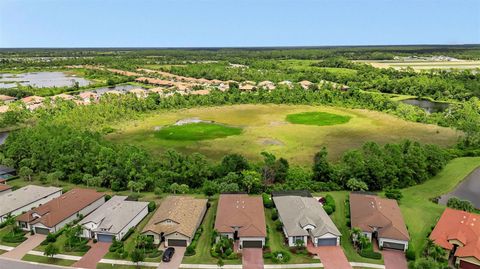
(214, 194), (266, 237)
(0, 184), (12, 192)
(17, 188), (104, 228)
(430, 208), (480, 260)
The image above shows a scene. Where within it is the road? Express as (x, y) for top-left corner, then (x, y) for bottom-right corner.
(0, 257), (76, 269)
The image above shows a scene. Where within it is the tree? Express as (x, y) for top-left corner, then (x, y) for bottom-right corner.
(47, 171), (63, 186)
(346, 178), (369, 191)
(241, 170), (261, 194)
(273, 158), (289, 184)
(178, 184), (190, 194)
(447, 197), (475, 212)
(44, 243), (59, 258)
(202, 180), (218, 197)
(19, 166), (33, 182)
(170, 183), (180, 194)
(312, 147), (333, 182)
(385, 188), (403, 201)
(217, 258), (224, 268)
(130, 249), (145, 268)
(217, 153), (249, 176)
(260, 152), (277, 185)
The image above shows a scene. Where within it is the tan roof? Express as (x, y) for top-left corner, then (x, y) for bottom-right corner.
(78, 92), (98, 100)
(53, 93), (74, 100)
(148, 87), (166, 93)
(0, 105), (9, 113)
(142, 196), (207, 239)
(135, 77), (174, 87)
(349, 193), (409, 241)
(190, 89), (210, 95)
(215, 194), (266, 237)
(21, 96), (44, 104)
(17, 188), (104, 228)
(0, 95), (16, 102)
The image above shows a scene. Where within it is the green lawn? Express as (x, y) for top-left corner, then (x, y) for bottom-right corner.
(286, 112), (351, 126)
(0, 226), (26, 247)
(97, 264), (156, 269)
(264, 208), (319, 264)
(317, 191), (384, 264)
(107, 104), (459, 164)
(34, 233), (88, 256)
(399, 157), (480, 256)
(22, 254), (76, 266)
(155, 122), (242, 141)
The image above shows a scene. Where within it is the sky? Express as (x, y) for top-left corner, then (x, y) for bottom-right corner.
(1, 0), (479, 48)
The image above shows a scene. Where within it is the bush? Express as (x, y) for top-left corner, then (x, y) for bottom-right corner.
(185, 245), (196, 256)
(385, 188), (403, 201)
(324, 194), (336, 214)
(93, 238), (98, 244)
(275, 220), (283, 231)
(406, 245), (416, 261)
(271, 209), (278, 221)
(2, 233), (27, 243)
(262, 193), (273, 208)
(359, 249), (382, 259)
(270, 251), (291, 263)
(263, 252), (272, 259)
(148, 201), (156, 212)
(227, 252), (237, 259)
(323, 205), (334, 215)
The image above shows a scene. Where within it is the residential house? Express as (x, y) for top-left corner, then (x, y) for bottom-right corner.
(78, 92), (98, 104)
(299, 80), (314, 90)
(278, 80), (293, 89)
(214, 194), (266, 249)
(142, 196), (207, 247)
(17, 188), (105, 234)
(135, 77), (174, 87)
(0, 185), (62, 223)
(258, 81), (276, 90)
(273, 194), (341, 247)
(239, 81), (256, 91)
(128, 88), (148, 98)
(0, 95), (16, 103)
(53, 93), (74, 101)
(0, 165), (16, 179)
(349, 193), (410, 251)
(80, 196), (149, 242)
(430, 208), (480, 269)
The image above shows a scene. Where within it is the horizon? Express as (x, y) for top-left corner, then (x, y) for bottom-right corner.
(1, 0), (479, 48)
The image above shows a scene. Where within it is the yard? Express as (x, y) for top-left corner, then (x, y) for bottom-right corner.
(0, 225), (26, 247)
(34, 232), (89, 256)
(22, 253), (76, 266)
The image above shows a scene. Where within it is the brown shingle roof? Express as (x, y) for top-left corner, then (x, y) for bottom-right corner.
(16, 188), (104, 228)
(430, 208), (480, 260)
(142, 196), (207, 239)
(214, 194), (266, 237)
(349, 193), (409, 241)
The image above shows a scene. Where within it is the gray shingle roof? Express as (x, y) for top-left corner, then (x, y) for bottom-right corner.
(0, 185), (62, 217)
(80, 196), (148, 235)
(273, 196), (341, 238)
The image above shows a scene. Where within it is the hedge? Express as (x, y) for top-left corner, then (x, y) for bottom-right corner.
(359, 249), (382, 259)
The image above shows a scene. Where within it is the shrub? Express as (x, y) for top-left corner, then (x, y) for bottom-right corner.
(2, 233), (27, 243)
(359, 249), (382, 259)
(270, 251), (291, 263)
(227, 252), (237, 259)
(406, 246), (416, 261)
(324, 194), (336, 213)
(262, 193), (273, 208)
(385, 188), (403, 201)
(271, 210), (278, 221)
(93, 238), (98, 244)
(263, 252), (272, 259)
(275, 220), (283, 231)
(185, 245), (196, 256)
(323, 205), (334, 215)
(148, 201), (156, 212)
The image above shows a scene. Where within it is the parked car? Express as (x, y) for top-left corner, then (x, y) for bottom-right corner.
(162, 247), (175, 262)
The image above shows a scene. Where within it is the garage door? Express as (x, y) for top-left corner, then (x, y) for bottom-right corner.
(97, 234), (114, 243)
(242, 240), (263, 248)
(317, 238), (337, 246)
(382, 241), (406, 251)
(460, 260), (480, 269)
(35, 227), (50, 235)
(168, 239), (187, 247)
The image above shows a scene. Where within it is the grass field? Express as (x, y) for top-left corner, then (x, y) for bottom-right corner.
(155, 122), (242, 141)
(357, 60), (480, 71)
(286, 112), (351, 126)
(107, 104), (459, 164)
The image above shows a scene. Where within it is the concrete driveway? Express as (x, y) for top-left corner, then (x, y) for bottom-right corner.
(307, 243), (352, 269)
(242, 248), (264, 269)
(157, 246), (185, 269)
(1, 234), (46, 260)
(73, 241), (111, 269)
(383, 249), (407, 269)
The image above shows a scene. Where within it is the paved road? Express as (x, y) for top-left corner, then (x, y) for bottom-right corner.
(439, 167), (480, 208)
(73, 241), (110, 269)
(0, 257), (76, 269)
(1, 234), (46, 260)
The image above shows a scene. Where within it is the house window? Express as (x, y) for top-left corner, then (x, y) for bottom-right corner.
(293, 236), (304, 244)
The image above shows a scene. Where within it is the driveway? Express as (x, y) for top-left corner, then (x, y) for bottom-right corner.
(383, 249), (407, 269)
(242, 248), (264, 269)
(307, 244), (352, 269)
(73, 241), (111, 269)
(1, 234), (46, 260)
(157, 246), (185, 269)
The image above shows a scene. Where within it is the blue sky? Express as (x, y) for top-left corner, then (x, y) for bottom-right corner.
(1, 0), (479, 48)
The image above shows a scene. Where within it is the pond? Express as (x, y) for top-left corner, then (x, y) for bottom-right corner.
(438, 167), (480, 209)
(91, 84), (146, 96)
(400, 98), (449, 113)
(0, 72), (91, 89)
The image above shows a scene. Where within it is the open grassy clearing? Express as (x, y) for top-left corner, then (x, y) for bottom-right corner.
(22, 254), (76, 266)
(155, 122), (242, 141)
(286, 112), (351, 126)
(356, 60), (480, 71)
(107, 104), (459, 164)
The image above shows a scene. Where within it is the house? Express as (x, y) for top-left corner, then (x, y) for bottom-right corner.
(53, 93), (74, 101)
(214, 194), (266, 249)
(21, 96), (45, 105)
(0, 105), (9, 113)
(0, 95), (16, 103)
(0, 184), (12, 196)
(80, 196), (149, 242)
(0, 165), (16, 179)
(148, 87), (166, 94)
(104, 90), (123, 95)
(258, 81), (276, 90)
(78, 92), (98, 104)
(135, 77), (174, 87)
(190, 89), (210, 95)
(128, 88), (148, 98)
(349, 193), (410, 251)
(278, 80), (293, 89)
(142, 196), (207, 247)
(273, 195), (341, 247)
(430, 208), (480, 269)
(0, 185), (62, 223)
(17, 188), (105, 234)
(299, 80), (314, 90)
(239, 81), (256, 91)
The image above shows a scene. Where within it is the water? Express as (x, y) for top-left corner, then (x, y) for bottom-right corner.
(438, 167), (480, 209)
(400, 98), (449, 113)
(0, 72), (91, 88)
